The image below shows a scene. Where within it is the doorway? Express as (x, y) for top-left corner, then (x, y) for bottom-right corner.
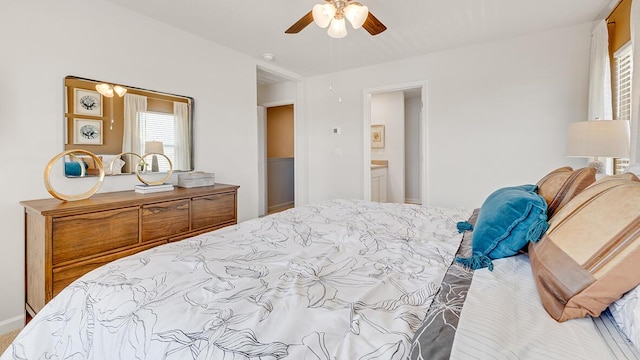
(257, 104), (295, 216)
(363, 82), (427, 205)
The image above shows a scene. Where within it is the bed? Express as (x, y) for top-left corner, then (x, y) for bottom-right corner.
(2, 199), (472, 359)
(3, 167), (640, 359)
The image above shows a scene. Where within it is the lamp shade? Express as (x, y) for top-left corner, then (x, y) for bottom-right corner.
(95, 83), (114, 98)
(312, 3), (336, 28)
(344, 3), (368, 29)
(145, 141), (164, 154)
(96, 83), (127, 98)
(327, 17), (347, 38)
(565, 120), (630, 158)
(113, 85), (127, 97)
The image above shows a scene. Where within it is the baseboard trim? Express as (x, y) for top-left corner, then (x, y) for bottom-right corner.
(268, 201), (294, 214)
(405, 198), (421, 205)
(0, 315), (23, 334)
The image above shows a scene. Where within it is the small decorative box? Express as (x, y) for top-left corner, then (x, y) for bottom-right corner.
(177, 171), (215, 188)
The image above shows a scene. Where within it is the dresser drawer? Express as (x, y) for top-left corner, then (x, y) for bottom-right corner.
(52, 207), (139, 266)
(191, 192), (237, 230)
(141, 200), (189, 241)
(52, 240), (166, 297)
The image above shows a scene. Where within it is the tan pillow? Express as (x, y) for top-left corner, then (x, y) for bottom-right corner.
(69, 154), (103, 176)
(536, 166), (596, 219)
(70, 154), (102, 169)
(590, 172), (640, 185)
(529, 177), (640, 322)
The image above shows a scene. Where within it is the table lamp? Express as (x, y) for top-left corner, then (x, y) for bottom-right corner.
(564, 120), (630, 174)
(145, 141), (164, 172)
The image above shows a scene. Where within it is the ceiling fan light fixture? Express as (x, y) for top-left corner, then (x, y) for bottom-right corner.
(327, 17), (347, 38)
(285, 0), (386, 37)
(344, 3), (368, 29)
(113, 85), (127, 97)
(96, 83), (114, 98)
(96, 83), (127, 98)
(312, 3), (336, 28)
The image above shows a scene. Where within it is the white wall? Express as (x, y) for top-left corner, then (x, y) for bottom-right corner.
(267, 158), (295, 210)
(305, 23), (589, 208)
(0, 0), (260, 332)
(405, 95), (422, 204)
(371, 91), (405, 203)
(258, 81), (297, 105)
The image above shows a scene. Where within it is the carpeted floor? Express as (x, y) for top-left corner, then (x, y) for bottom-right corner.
(0, 329), (20, 355)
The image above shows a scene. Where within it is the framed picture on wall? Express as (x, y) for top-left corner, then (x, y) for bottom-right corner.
(74, 88), (102, 116)
(74, 118), (103, 145)
(371, 125), (385, 148)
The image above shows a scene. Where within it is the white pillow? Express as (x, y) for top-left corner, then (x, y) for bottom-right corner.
(625, 163), (640, 177)
(100, 155), (125, 175)
(609, 286), (640, 350)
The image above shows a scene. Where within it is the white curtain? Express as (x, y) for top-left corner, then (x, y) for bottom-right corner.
(174, 101), (191, 170)
(588, 20), (613, 121)
(631, 1), (640, 162)
(123, 94), (148, 170)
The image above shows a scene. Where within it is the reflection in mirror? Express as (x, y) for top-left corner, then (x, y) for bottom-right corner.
(49, 149), (105, 201)
(63, 76), (194, 177)
(136, 152), (174, 186)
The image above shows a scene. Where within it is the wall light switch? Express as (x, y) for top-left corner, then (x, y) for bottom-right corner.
(334, 148), (343, 157)
(332, 127), (341, 135)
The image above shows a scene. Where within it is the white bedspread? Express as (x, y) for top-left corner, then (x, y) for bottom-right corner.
(2, 199), (471, 360)
(451, 254), (617, 360)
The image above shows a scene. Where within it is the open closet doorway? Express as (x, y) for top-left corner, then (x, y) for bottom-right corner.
(257, 65), (305, 217)
(257, 104), (295, 216)
(364, 83), (427, 205)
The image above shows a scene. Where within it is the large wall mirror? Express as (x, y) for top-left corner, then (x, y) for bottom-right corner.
(63, 76), (194, 177)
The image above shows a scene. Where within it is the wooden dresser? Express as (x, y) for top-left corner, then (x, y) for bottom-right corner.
(21, 183), (239, 319)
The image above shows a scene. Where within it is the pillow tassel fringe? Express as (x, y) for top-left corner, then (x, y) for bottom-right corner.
(456, 221), (474, 233)
(526, 215), (549, 242)
(456, 253), (494, 271)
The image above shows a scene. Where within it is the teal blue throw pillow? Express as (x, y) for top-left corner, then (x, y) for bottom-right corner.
(455, 184), (548, 271)
(64, 161), (87, 177)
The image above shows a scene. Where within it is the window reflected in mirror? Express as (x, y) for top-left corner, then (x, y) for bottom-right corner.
(63, 76), (193, 177)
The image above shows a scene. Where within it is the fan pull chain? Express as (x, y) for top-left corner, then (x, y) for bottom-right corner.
(329, 39), (343, 104)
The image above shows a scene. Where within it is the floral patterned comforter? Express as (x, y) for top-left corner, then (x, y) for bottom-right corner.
(408, 209), (477, 360)
(2, 199), (471, 360)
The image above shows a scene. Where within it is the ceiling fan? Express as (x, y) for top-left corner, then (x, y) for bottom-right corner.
(285, 0), (387, 38)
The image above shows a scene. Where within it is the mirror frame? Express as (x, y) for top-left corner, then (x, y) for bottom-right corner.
(63, 75), (194, 177)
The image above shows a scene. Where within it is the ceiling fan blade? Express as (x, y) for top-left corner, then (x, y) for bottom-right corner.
(285, 11), (314, 34)
(362, 12), (387, 36)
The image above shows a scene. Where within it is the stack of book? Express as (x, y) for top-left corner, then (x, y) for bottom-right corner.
(134, 183), (175, 194)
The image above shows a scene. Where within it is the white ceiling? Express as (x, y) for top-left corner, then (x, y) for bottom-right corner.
(104, 0), (615, 82)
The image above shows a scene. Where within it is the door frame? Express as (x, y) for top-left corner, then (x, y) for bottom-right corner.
(363, 81), (428, 205)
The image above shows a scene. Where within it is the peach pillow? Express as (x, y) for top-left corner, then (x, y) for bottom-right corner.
(536, 166), (596, 219)
(529, 176), (640, 322)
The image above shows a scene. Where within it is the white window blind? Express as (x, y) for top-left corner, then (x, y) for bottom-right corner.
(139, 111), (176, 172)
(614, 42), (632, 174)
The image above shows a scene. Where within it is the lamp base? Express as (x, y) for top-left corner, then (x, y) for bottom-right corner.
(587, 159), (604, 174)
(151, 155), (159, 172)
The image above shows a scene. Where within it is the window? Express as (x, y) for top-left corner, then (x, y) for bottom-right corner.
(139, 111), (176, 172)
(613, 42), (632, 174)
